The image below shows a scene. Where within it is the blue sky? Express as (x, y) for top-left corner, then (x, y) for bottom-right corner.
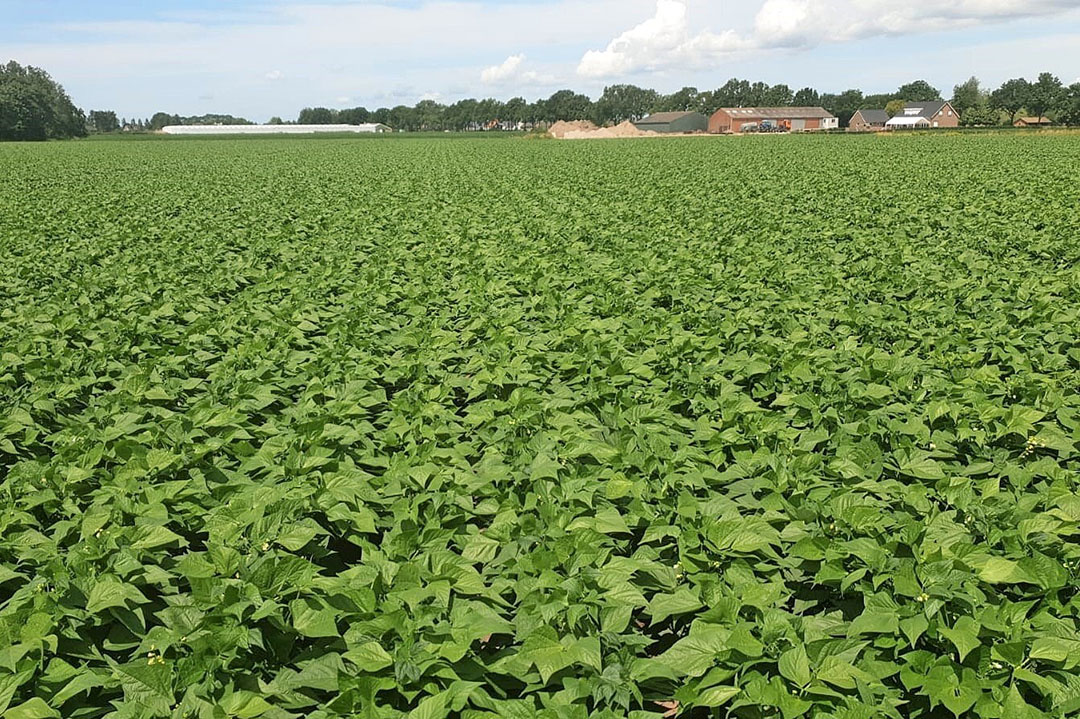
(3, 0), (1079, 121)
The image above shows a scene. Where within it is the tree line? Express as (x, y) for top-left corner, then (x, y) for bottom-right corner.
(293, 75), (1080, 132)
(3, 58), (1080, 141)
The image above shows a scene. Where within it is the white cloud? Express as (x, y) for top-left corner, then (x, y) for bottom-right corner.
(481, 54), (525, 84)
(480, 53), (559, 86)
(265, 70), (284, 81)
(578, 0), (1080, 77)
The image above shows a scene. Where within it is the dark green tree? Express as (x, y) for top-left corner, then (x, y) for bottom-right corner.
(1027, 72), (1065, 120)
(655, 86), (700, 112)
(298, 107), (336, 124)
(0, 61), (87, 141)
(88, 110), (120, 134)
(593, 85), (657, 124)
(763, 84), (794, 106)
(821, 89), (864, 127)
(149, 112), (181, 130)
(370, 107), (391, 127)
(792, 87), (820, 107)
(895, 80), (941, 102)
(544, 90), (593, 122)
(951, 76), (983, 116)
(1060, 83), (1080, 126)
(337, 107), (372, 125)
(990, 78), (1030, 124)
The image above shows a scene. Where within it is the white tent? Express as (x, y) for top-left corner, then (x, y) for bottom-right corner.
(885, 116), (930, 129)
(161, 124), (391, 135)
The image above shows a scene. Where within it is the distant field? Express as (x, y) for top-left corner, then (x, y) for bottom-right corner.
(1, 134), (1079, 719)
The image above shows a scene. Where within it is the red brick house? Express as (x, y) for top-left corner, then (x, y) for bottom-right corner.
(848, 109), (889, 132)
(888, 101), (960, 129)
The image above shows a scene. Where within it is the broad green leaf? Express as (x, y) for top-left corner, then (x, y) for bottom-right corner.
(778, 645), (812, 687)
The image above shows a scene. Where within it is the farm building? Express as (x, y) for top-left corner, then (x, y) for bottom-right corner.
(848, 109), (890, 132)
(888, 102), (959, 129)
(633, 111), (708, 134)
(708, 107), (838, 133)
(1014, 116), (1053, 127)
(160, 123), (392, 135)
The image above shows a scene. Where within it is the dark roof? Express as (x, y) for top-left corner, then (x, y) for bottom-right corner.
(716, 107), (835, 120)
(636, 111), (704, 124)
(900, 101), (948, 119)
(856, 109), (890, 124)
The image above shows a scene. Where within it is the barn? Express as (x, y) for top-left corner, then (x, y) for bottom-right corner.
(708, 107), (838, 134)
(633, 111), (708, 134)
(848, 109), (889, 132)
(1014, 117), (1053, 128)
(160, 123), (392, 135)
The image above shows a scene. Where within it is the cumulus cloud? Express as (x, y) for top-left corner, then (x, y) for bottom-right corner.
(480, 53), (559, 86)
(265, 70), (284, 81)
(481, 54), (525, 84)
(578, 0), (1080, 77)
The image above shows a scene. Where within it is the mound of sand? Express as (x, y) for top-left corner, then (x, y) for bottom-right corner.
(560, 120), (659, 140)
(548, 120), (598, 138)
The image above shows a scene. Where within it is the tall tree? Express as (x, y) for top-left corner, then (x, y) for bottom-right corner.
(503, 97), (527, 128)
(821, 89), (864, 127)
(885, 99), (906, 117)
(951, 76), (983, 116)
(298, 107), (336, 124)
(1060, 83), (1080, 126)
(896, 80), (941, 102)
(545, 90), (593, 122)
(338, 107), (372, 125)
(990, 78), (1031, 124)
(713, 78), (752, 108)
(656, 86), (700, 113)
(593, 85), (657, 124)
(0, 61), (86, 141)
(88, 110), (120, 134)
(149, 112), (181, 130)
(1027, 72), (1065, 120)
(763, 83), (794, 106)
(747, 81), (770, 105)
(792, 87), (820, 107)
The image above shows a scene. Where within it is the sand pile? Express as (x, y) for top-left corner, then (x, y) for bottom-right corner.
(561, 120), (658, 140)
(548, 120), (598, 138)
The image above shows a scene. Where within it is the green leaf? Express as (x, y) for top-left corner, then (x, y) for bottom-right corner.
(221, 691), (272, 718)
(3, 697), (59, 719)
(408, 692), (448, 719)
(648, 588), (703, 624)
(130, 525), (183, 550)
(290, 600), (339, 638)
(897, 451), (946, 480)
(344, 642), (394, 672)
(778, 645), (812, 687)
(654, 624), (728, 678)
(940, 617), (981, 662)
(977, 557), (1035, 585)
(276, 525), (318, 551)
(695, 685), (740, 708)
(85, 579), (147, 614)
